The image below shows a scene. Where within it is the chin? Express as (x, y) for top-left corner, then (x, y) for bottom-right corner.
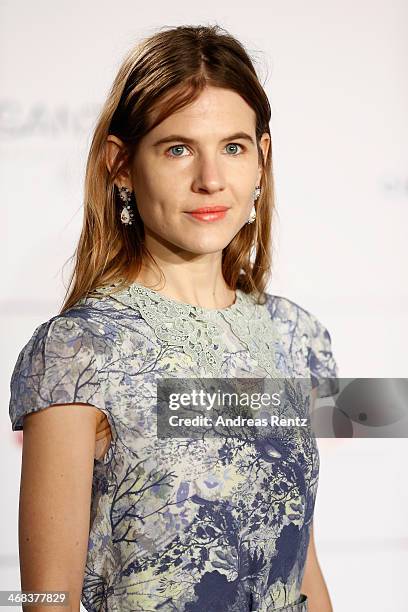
(179, 233), (235, 253)
(182, 243), (229, 255)
(151, 223), (239, 254)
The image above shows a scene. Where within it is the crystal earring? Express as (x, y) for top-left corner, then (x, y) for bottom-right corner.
(247, 185), (261, 224)
(118, 186), (135, 226)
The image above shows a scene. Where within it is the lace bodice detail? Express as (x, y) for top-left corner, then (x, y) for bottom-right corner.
(92, 281), (281, 379)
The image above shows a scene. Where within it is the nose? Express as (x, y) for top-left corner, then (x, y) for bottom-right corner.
(192, 153), (226, 194)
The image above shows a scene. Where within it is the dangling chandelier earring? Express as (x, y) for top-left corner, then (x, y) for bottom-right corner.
(247, 185), (261, 224)
(118, 185), (135, 226)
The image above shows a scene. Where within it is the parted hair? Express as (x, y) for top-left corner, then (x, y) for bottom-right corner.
(60, 23), (276, 314)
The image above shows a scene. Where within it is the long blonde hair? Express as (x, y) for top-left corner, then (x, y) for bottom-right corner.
(60, 23), (276, 314)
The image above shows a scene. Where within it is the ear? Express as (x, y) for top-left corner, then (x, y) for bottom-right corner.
(105, 135), (132, 189)
(257, 132), (270, 185)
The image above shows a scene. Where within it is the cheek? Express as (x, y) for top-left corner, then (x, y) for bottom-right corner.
(133, 178), (167, 217)
(136, 195), (180, 232)
(139, 163), (183, 200)
(144, 158), (184, 189)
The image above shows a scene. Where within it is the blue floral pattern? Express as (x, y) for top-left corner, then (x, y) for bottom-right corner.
(9, 283), (339, 612)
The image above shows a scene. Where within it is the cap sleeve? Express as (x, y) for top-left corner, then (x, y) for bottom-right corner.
(307, 312), (339, 398)
(9, 315), (107, 431)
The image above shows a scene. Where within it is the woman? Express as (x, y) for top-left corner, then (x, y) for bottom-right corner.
(9, 24), (339, 612)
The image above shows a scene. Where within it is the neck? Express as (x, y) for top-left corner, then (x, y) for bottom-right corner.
(133, 264), (236, 310)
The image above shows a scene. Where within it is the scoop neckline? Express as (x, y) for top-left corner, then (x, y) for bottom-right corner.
(127, 279), (246, 313)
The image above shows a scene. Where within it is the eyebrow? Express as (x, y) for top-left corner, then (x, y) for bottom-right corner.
(152, 131), (256, 147)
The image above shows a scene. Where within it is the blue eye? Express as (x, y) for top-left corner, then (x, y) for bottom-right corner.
(165, 143), (245, 158)
(225, 143), (243, 155)
(168, 145), (187, 157)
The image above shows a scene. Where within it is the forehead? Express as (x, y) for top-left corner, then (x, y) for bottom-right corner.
(146, 85), (257, 139)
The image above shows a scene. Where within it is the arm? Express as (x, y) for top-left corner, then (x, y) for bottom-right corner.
(300, 522), (333, 612)
(19, 403), (101, 611)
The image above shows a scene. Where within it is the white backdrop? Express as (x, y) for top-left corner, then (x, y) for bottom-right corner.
(1, 1), (407, 610)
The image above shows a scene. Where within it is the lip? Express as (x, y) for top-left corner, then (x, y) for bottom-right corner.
(188, 205), (230, 213)
(186, 209), (228, 222)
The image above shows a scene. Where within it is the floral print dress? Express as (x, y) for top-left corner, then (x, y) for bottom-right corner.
(9, 281), (339, 612)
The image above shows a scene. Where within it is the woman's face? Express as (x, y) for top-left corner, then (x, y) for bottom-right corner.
(110, 85), (270, 256)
